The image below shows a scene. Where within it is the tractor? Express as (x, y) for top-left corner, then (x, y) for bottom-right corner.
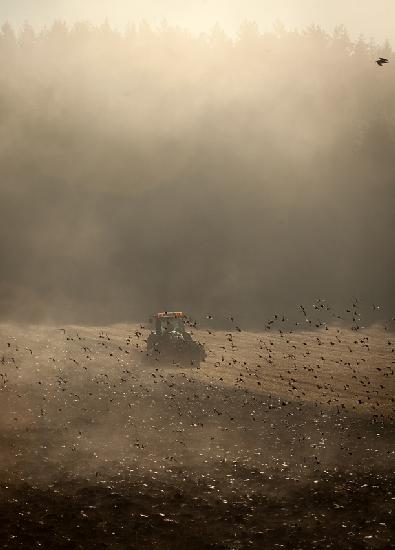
(146, 312), (206, 366)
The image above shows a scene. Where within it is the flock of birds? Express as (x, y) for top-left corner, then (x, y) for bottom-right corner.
(0, 301), (393, 470)
(0, 301), (394, 548)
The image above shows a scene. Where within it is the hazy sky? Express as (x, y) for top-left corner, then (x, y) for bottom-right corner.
(0, 0), (394, 44)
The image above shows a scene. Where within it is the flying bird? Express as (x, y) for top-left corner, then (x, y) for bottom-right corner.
(376, 57), (389, 66)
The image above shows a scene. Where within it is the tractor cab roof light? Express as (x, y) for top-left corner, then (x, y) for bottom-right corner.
(156, 311), (184, 318)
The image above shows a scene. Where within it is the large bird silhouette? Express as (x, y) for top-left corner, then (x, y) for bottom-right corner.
(376, 57), (389, 66)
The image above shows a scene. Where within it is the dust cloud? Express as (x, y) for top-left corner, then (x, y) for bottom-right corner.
(0, 21), (394, 325)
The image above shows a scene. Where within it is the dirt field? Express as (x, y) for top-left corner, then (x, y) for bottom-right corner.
(0, 321), (394, 549)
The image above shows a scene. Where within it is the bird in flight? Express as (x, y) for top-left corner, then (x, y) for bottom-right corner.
(376, 57), (389, 66)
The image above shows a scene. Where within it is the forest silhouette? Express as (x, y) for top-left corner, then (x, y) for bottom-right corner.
(0, 21), (393, 324)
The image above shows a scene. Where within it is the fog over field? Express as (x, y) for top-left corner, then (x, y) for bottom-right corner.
(0, 11), (394, 549)
(0, 21), (394, 325)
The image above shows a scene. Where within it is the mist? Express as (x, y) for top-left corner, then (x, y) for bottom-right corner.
(0, 21), (394, 325)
